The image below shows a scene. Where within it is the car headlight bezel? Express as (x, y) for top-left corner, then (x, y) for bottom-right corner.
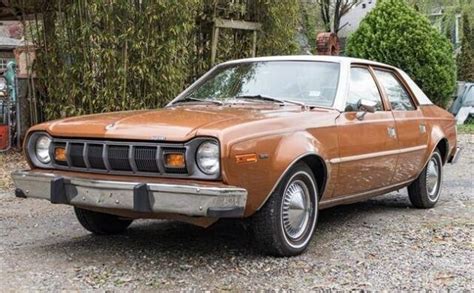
(195, 140), (220, 176)
(27, 132), (53, 168)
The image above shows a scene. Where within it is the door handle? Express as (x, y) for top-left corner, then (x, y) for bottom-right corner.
(387, 127), (397, 138)
(419, 124), (426, 134)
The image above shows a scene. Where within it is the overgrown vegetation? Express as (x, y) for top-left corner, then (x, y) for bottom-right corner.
(346, 0), (456, 108)
(457, 13), (474, 81)
(16, 0), (300, 120)
(457, 117), (474, 134)
(408, 0), (474, 26)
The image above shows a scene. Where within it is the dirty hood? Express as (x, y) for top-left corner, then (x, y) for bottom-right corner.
(31, 105), (317, 141)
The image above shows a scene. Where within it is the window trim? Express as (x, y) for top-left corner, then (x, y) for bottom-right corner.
(371, 66), (419, 111)
(346, 64), (387, 112)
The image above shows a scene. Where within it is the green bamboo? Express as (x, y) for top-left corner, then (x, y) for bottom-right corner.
(17, 0), (300, 120)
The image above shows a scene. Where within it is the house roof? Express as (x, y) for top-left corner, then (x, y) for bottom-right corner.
(0, 36), (25, 49)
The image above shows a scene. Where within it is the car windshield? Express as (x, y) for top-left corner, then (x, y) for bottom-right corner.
(178, 61), (340, 107)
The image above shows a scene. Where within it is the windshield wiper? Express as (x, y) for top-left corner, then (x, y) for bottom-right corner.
(233, 94), (306, 107)
(171, 97), (223, 106)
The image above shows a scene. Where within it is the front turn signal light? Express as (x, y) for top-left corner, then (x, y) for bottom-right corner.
(165, 153), (185, 168)
(54, 147), (67, 162)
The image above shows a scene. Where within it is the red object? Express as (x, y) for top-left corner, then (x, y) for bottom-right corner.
(0, 125), (8, 150)
(316, 32), (340, 56)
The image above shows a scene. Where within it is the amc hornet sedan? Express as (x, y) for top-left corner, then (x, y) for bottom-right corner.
(13, 56), (460, 256)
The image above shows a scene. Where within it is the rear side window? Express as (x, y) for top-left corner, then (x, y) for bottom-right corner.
(345, 67), (384, 112)
(375, 70), (415, 111)
(399, 70), (432, 105)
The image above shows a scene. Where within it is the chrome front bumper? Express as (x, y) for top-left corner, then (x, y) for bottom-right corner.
(12, 170), (247, 218)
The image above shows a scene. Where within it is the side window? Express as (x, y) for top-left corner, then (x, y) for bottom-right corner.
(345, 67), (384, 112)
(375, 70), (415, 111)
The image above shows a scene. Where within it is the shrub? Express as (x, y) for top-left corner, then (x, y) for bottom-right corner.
(346, 0), (456, 108)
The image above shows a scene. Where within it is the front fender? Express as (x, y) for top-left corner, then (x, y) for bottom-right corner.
(223, 130), (337, 217)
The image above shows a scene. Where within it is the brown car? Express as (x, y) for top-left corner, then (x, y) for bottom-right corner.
(12, 56), (460, 256)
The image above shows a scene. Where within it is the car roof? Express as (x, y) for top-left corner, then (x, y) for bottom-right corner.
(220, 55), (396, 69)
(172, 55), (433, 110)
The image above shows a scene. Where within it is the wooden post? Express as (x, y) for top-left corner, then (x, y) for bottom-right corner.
(252, 30), (257, 57)
(211, 26), (220, 66)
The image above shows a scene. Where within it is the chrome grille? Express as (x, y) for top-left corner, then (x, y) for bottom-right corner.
(134, 146), (159, 172)
(108, 145), (131, 171)
(88, 144), (106, 169)
(51, 139), (189, 177)
(70, 143), (86, 168)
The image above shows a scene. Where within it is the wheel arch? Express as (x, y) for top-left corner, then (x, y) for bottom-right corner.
(300, 154), (327, 199)
(256, 152), (328, 211)
(435, 138), (449, 165)
(428, 124), (450, 165)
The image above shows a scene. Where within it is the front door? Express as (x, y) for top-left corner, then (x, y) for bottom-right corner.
(333, 66), (399, 197)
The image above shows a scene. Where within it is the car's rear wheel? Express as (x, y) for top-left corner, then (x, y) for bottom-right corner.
(251, 162), (318, 256)
(74, 207), (133, 235)
(408, 149), (443, 209)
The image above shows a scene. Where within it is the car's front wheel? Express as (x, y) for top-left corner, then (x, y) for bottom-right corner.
(251, 162), (318, 256)
(408, 149), (444, 209)
(74, 207), (133, 235)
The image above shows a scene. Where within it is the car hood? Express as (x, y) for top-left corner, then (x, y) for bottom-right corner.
(30, 105), (337, 141)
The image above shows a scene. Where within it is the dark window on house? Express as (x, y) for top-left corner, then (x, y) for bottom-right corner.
(0, 58), (11, 72)
(362, 3), (366, 8)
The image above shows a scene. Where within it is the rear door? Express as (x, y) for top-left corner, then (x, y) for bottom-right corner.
(373, 68), (429, 184)
(333, 65), (399, 197)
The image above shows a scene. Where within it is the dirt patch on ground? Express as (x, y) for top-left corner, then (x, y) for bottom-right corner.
(0, 135), (472, 290)
(0, 150), (27, 190)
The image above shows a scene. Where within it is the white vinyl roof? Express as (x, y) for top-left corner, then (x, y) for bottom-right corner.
(221, 55), (395, 69)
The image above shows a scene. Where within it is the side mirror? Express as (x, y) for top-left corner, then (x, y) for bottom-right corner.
(356, 99), (377, 120)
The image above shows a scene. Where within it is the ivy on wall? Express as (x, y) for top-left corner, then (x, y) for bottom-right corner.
(16, 0), (300, 120)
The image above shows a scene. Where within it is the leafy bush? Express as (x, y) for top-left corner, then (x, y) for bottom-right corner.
(346, 0), (456, 108)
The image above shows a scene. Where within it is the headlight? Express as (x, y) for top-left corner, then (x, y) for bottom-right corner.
(35, 135), (52, 164)
(196, 141), (219, 175)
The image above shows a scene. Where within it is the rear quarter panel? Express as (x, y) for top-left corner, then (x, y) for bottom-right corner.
(420, 105), (457, 163)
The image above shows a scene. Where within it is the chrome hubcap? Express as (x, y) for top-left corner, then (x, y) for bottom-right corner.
(282, 179), (311, 240)
(426, 157), (440, 200)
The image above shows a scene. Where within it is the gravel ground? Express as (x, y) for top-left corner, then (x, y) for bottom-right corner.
(0, 135), (472, 291)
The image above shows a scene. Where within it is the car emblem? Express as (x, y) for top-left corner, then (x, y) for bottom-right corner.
(151, 136), (166, 141)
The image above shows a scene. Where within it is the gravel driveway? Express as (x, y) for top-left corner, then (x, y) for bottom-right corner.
(1, 135), (472, 291)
